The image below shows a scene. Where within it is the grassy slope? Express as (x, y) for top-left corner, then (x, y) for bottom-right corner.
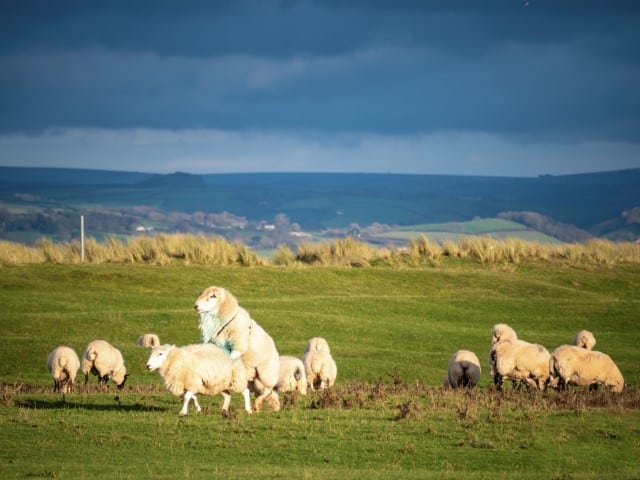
(1, 262), (639, 478)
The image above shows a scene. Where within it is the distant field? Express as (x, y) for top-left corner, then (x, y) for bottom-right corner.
(374, 218), (563, 244)
(1, 262), (638, 478)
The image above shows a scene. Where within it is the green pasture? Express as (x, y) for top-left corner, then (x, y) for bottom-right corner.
(1, 262), (639, 478)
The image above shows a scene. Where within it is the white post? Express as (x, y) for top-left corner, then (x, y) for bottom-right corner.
(81, 215), (85, 262)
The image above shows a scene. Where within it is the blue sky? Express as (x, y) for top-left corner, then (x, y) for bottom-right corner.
(1, 1), (639, 177)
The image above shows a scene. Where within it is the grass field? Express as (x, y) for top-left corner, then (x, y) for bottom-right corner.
(1, 261), (639, 478)
(376, 218), (563, 245)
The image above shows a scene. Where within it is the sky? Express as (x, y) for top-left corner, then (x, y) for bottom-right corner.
(1, 0), (639, 177)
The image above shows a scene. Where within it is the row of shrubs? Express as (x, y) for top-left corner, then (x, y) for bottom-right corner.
(1, 234), (640, 267)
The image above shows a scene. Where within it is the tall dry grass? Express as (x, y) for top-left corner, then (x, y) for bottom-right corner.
(0, 234), (264, 267)
(1, 234), (639, 268)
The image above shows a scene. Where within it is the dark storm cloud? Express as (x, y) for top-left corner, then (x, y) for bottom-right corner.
(0, 0), (639, 142)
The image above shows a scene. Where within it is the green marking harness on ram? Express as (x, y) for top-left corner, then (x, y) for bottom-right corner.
(199, 311), (234, 354)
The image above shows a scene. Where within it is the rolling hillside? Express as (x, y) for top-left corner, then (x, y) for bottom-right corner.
(1, 167), (638, 244)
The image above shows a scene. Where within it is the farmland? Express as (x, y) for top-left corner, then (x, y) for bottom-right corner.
(1, 258), (639, 478)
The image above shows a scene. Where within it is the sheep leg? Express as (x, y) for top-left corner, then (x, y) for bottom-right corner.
(180, 391), (200, 415)
(253, 387), (280, 412)
(221, 391), (231, 417)
(242, 388), (252, 414)
(267, 390), (280, 412)
(493, 373), (504, 391)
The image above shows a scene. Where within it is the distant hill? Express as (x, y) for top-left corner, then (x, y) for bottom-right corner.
(0, 166), (152, 185)
(0, 167), (638, 243)
(138, 172), (207, 189)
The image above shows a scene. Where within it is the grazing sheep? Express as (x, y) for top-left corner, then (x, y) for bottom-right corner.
(573, 330), (596, 350)
(491, 338), (551, 391)
(302, 338), (337, 391)
(488, 323), (519, 380)
(194, 286), (280, 412)
(443, 350), (481, 388)
(304, 337), (332, 354)
(276, 355), (308, 395)
(46, 346), (80, 394)
(81, 340), (129, 389)
(491, 323), (518, 345)
(136, 333), (160, 348)
(146, 343), (251, 416)
(549, 345), (624, 393)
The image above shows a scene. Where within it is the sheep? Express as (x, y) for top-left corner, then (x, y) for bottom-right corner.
(491, 338), (551, 391)
(136, 333), (160, 348)
(302, 337), (337, 391)
(304, 336), (332, 354)
(46, 346), (80, 394)
(276, 355), (308, 395)
(488, 323), (519, 380)
(442, 350), (481, 388)
(549, 345), (624, 393)
(491, 323), (518, 345)
(573, 330), (596, 350)
(194, 286), (280, 412)
(81, 340), (129, 389)
(146, 343), (252, 416)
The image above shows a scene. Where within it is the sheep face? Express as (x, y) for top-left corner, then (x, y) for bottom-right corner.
(194, 286), (224, 315)
(146, 345), (173, 371)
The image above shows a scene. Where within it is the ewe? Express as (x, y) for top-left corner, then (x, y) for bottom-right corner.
(488, 323), (519, 380)
(303, 337), (337, 391)
(549, 345), (624, 393)
(146, 343), (251, 416)
(81, 340), (129, 389)
(46, 346), (80, 394)
(194, 286), (280, 412)
(491, 338), (551, 391)
(573, 330), (596, 350)
(136, 333), (160, 348)
(276, 355), (308, 395)
(443, 350), (481, 388)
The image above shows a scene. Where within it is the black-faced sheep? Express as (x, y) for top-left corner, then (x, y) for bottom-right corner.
(136, 333), (160, 348)
(194, 286), (280, 412)
(146, 343), (251, 416)
(549, 345), (624, 393)
(303, 337), (337, 391)
(573, 330), (596, 350)
(442, 350), (481, 388)
(81, 340), (129, 389)
(276, 355), (308, 395)
(46, 346), (80, 393)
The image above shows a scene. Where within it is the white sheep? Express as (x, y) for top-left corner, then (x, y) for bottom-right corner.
(302, 337), (337, 391)
(573, 330), (596, 350)
(194, 286), (280, 412)
(491, 323), (518, 345)
(442, 350), (481, 388)
(46, 346), (80, 394)
(81, 340), (129, 389)
(491, 338), (551, 391)
(276, 355), (308, 395)
(146, 343), (252, 416)
(304, 336), (331, 354)
(488, 323), (519, 380)
(549, 345), (624, 393)
(136, 333), (160, 348)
